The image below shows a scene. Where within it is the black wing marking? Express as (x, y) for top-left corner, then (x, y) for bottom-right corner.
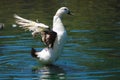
(41, 30), (57, 48)
(31, 48), (37, 58)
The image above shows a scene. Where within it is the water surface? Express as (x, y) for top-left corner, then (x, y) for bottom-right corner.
(0, 0), (120, 80)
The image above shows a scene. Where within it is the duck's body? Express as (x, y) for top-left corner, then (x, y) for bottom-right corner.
(34, 15), (67, 64)
(14, 7), (71, 65)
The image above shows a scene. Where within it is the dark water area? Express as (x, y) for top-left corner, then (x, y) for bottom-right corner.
(0, 0), (120, 80)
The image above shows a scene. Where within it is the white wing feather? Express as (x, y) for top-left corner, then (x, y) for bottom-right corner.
(14, 14), (49, 36)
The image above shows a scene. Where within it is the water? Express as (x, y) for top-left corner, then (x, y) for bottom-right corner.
(0, 0), (120, 80)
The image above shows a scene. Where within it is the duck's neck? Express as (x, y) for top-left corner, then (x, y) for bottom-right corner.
(52, 14), (65, 32)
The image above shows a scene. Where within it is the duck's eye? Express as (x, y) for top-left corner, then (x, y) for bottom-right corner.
(64, 9), (67, 10)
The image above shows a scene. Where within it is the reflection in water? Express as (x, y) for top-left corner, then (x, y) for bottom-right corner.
(33, 65), (66, 80)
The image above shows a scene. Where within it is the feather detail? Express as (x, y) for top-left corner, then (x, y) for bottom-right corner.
(14, 14), (49, 31)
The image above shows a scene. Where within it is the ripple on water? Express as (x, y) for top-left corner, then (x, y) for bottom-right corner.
(70, 30), (95, 33)
(0, 35), (16, 39)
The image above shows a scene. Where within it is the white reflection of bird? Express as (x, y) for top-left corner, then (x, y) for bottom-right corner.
(38, 65), (65, 80)
(14, 7), (72, 65)
(0, 23), (4, 30)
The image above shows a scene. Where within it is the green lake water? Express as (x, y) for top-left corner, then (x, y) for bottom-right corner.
(0, 0), (120, 80)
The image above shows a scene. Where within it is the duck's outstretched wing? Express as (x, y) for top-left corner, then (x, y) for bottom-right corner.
(14, 14), (49, 36)
(14, 14), (57, 48)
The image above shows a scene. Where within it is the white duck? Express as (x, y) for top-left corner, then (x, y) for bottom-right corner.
(14, 7), (71, 65)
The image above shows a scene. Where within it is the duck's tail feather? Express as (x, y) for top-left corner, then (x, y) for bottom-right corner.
(31, 48), (37, 58)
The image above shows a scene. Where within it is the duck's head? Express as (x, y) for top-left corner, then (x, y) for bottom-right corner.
(55, 7), (72, 17)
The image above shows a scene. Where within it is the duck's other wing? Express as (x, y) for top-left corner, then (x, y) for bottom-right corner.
(41, 30), (57, 48)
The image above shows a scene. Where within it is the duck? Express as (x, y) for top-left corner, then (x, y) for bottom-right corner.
(14, 7), (72, 65)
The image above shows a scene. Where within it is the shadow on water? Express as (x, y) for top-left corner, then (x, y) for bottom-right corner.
(32, 64), (66, 80)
